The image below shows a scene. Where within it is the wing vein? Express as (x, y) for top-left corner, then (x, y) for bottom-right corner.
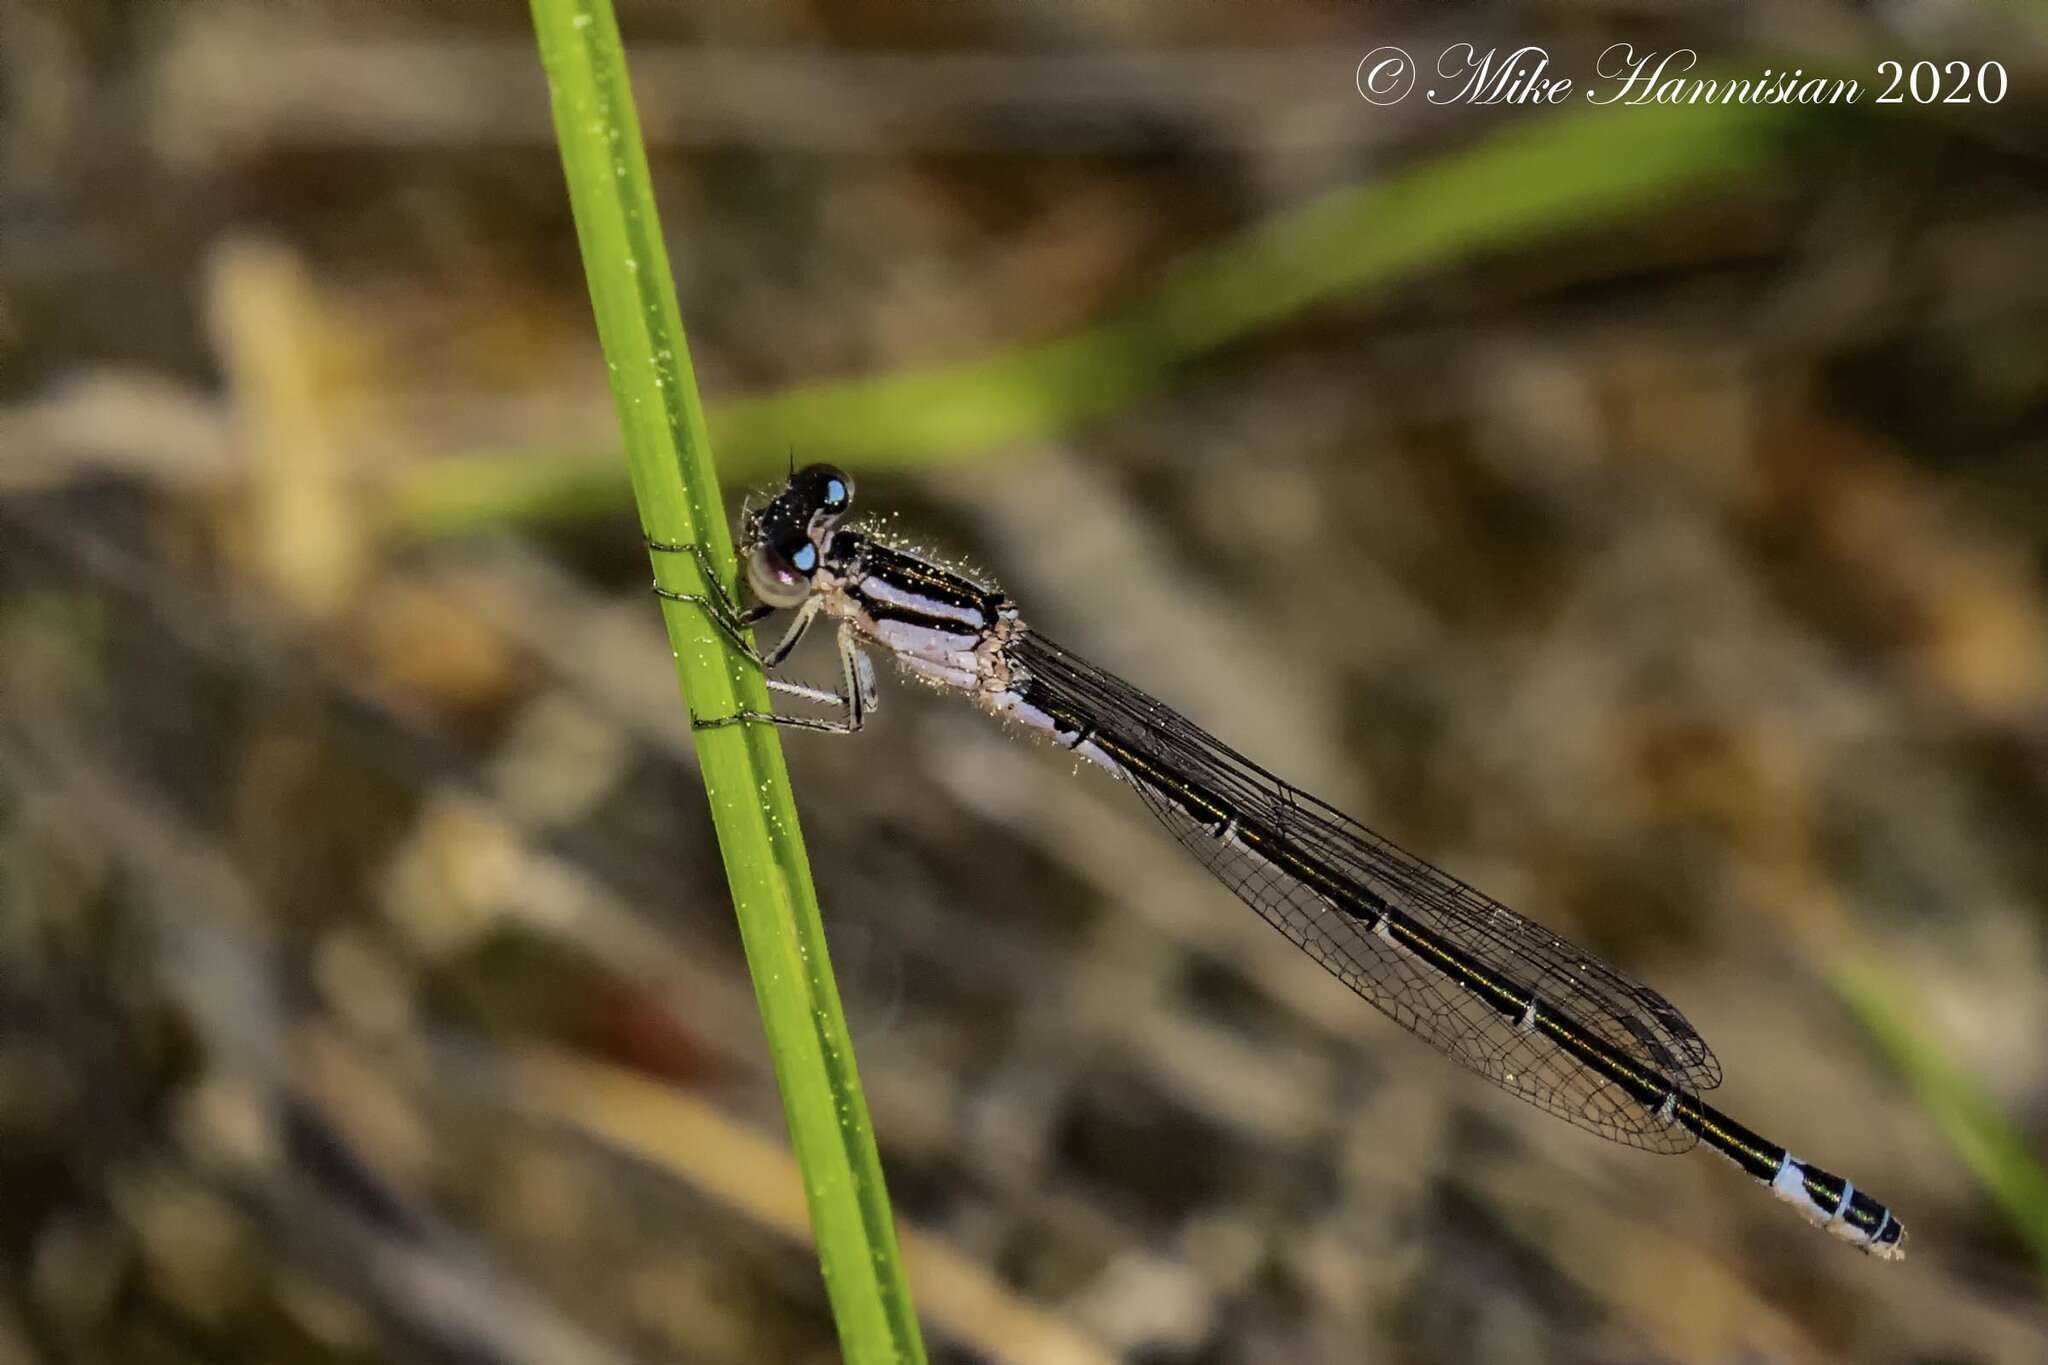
(1012, 630), (1720, 1154)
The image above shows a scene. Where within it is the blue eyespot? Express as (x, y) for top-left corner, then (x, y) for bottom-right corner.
(790, 542), (819, 574)
(794, 463), (855, 518)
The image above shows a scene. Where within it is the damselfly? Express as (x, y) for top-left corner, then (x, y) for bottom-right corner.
(651, 463), (1905, 1259)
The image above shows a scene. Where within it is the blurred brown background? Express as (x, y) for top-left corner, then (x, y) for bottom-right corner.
(5, 1), (2048, 1362)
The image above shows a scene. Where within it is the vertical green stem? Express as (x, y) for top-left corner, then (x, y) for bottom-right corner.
(526, 2), (926, 1359)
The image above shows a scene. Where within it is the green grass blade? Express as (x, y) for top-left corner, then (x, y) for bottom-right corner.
(388, 96), (1805, 538)
(1831, 957), (2048, 1273)
(526, 2), (927, 1359)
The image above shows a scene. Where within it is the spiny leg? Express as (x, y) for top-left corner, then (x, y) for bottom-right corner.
(756, 596), (826, 670)
(828, 620), (878, 733)
(644, 537), (746, 617)
(645, 537), (751, 621)
(653, 586), (770, 664)
(643, 540), (871, 734)
(692, 623), (876, 735)
(646, 536), (801, 726)
(645, 537), (773, 663)
(645, 536), (836, 673)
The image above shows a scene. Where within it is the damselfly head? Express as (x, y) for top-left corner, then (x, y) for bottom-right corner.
(743, 463), (857, 607)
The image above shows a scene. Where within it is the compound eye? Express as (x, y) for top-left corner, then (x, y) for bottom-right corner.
(797, 463), (855, 521)
(747, 536), (818, 608)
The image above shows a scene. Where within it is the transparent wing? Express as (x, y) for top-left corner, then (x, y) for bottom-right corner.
(1014, 631), (1720, 1154)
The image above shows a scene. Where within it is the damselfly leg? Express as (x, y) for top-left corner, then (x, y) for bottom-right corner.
(646, 537), (773, 658)
(647, 537), (876, 733)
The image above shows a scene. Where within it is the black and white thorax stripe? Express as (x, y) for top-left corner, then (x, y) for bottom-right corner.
(823, 533), (1016, 694)
(835, 535), (1006, 635)
(820, 533), (1131, 771)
